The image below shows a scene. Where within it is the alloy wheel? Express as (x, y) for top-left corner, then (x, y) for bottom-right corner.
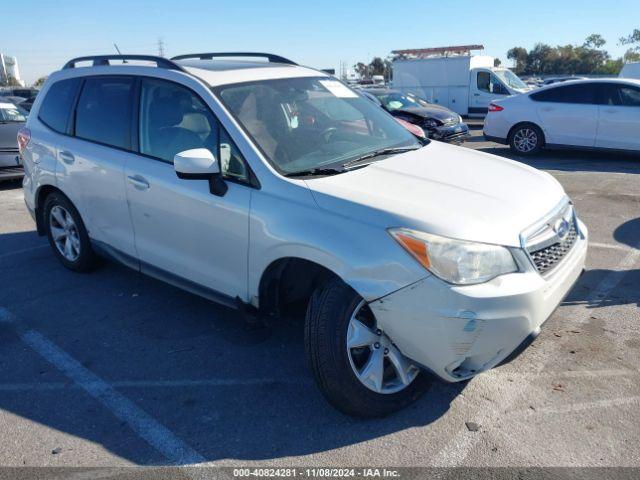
(346, 300), (419, 394)
(49, 205), (81, 262)
(513, 128), (538, 153)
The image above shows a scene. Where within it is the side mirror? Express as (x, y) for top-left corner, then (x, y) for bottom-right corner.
(174, 148), (227, 196)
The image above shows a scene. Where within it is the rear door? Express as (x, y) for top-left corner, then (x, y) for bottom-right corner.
(56, 75), (137, 258)
(596, 83), (640, 151)
(530, 83), (599, 147)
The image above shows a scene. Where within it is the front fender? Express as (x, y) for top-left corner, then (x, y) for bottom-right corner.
(247, 187), (427, 304)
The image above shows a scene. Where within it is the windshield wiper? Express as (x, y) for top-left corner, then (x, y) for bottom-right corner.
(342, 146), (422, 169)
(283, 167), (345, 178)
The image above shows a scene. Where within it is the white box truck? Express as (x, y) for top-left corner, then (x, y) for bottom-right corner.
(619, 62), (640, 80)
(392, 53), (530, 117)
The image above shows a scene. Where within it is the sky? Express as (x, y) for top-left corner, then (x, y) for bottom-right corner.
(3, 0), (639, 85)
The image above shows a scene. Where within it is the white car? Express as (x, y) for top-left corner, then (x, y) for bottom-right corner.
(21, 53), (588, 417)
(484, 78), (640, 155)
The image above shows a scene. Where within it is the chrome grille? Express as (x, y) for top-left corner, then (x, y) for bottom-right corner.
(522, 201), (580, 275)
(528, 222), (578, 274)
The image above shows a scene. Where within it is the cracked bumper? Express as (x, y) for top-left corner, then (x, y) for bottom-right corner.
(369, 223), (588, 382)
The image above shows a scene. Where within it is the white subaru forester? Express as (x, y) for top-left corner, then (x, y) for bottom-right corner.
(20, 53), (588, 417)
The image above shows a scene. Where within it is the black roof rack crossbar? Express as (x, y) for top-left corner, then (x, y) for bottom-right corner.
(63, 55), (185, 71)
(170, 52), (297, 65)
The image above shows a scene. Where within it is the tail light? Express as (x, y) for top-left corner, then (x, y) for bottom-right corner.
(17, 127), (31, 154)
(489, 103), (504, 112)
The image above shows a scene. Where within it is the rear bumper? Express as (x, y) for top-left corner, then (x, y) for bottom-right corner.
(0, 151), (21, 168)
(369, 221), (588, 382)
(0, 166), (24, 181)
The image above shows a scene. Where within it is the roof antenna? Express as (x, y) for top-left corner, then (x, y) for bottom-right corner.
(114, 44), (127, 63)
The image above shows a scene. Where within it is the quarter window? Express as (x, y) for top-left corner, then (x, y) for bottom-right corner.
(38, 78), (81, 133)
(75, 77), (134, 149)
(138, 78), (249, 182)
(619, 86), (640, 106)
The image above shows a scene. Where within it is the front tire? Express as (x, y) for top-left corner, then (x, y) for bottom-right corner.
(509, 123), (544, 155)
(304, 278), (429, 417)
(44, 192), (99, 272)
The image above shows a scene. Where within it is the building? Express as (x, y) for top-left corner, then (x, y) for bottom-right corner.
(0, 54), (25, 86)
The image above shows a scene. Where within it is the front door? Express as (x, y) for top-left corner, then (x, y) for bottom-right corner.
(124, 77), (252, 300)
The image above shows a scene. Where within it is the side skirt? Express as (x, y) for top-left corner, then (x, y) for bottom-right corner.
(90, 239), (239, 310)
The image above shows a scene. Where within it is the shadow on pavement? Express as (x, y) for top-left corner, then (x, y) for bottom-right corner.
(0, 229), (466, 465)
(474, 144), (640, 175)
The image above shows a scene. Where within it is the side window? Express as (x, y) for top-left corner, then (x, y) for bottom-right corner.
(531, 84), (597, 104)
(477, 72), (491, 93)
(38, 77), (81, 133)
(75, 77), (134, 149)
(139, 78), (250, 182)
(617, 86), (640, 107)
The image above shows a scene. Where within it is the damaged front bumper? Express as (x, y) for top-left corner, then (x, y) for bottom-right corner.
(369, 222), (588, 382)
(430, 122), (470, 143)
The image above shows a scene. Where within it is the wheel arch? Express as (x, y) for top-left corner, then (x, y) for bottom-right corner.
(507, 121), (547, 147)
(34, 184), (69, 236)
(257, 256), (342, 319)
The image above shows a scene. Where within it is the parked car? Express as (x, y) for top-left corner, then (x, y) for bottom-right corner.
(22, 53), (587, 417)
(359, 91), (426, 139)
(484, 79), (640, 155)
(0, 102), (27, 181)
(541, 76), (587, 86)
(362, 88), (469, 143)
(620, 62), (640, 80)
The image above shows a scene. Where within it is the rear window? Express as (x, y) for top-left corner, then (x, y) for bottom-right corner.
(38, 78), (81, 133)
(530, 84), (598, 104)
(75, 76), (134, 149)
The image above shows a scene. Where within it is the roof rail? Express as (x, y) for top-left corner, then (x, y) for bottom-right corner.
(170, 52), (297, 65)
(62, 55), (185, 71)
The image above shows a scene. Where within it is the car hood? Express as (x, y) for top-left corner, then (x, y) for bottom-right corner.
(305, 142), (566, 247)
(395, 105), (458, 123)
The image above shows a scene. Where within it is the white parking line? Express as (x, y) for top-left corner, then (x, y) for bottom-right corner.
(589, 242), (637, 252)
(0, 307), (205, 465)
(0, 244), (48, 260)
(430, 247), (640, 467)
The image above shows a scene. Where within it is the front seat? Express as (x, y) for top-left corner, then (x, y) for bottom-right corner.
(147, 92), (204, 161)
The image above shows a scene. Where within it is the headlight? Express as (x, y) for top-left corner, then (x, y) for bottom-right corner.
(389, 228), (518, 285)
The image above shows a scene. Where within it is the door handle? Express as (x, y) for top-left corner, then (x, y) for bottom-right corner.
(127, 175), (150, 190)
(540, 107), (554, 112)
(59, 151), (75, 165)
(473, 93), (480, 97)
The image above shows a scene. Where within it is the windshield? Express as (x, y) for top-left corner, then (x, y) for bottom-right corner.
(493, 69), (527, 90)
(214, 77), (420, 175)
(0, 105), (27, 122)
(369, 91), (429, 111)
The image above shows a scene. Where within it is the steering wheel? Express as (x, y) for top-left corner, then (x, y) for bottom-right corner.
(321, 127), (338, 143)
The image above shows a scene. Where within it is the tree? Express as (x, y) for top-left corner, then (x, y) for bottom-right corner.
(620, 28), (640, 52)
(493, 58), (502, 67)
(353, 62), (368, 79)
(368, 57), (385, 76)
(3, 75), (20, 87)
(507, 47), (528, 74)
(33, 76), (47, 88)
(584, 34), (606, 49)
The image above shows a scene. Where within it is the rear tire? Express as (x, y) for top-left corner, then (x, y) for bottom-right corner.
(304, 278), (429, 417)
(43, 192), (99, 272)
(509, 123), (544, 155)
